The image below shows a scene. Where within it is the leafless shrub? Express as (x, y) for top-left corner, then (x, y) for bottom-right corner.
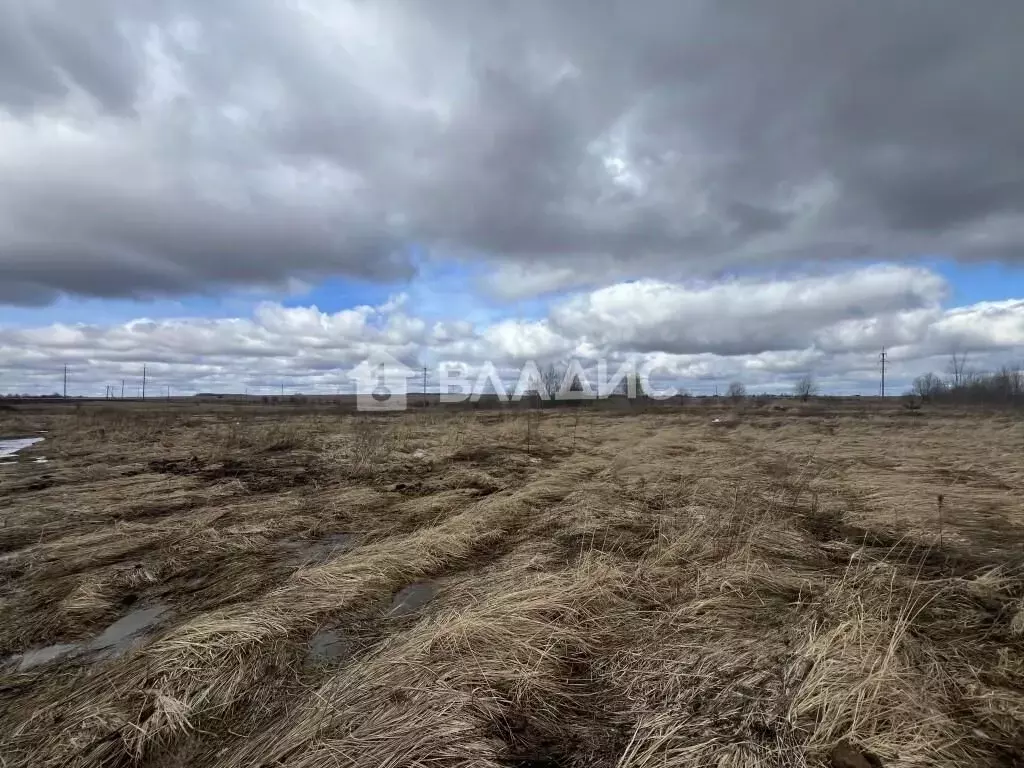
(914, 352), (1024, 405)
(913, 372), (945, 401)
(903, 394), (922, 412)
(793, 373), (818, 402)
(726, 381), (746, 402)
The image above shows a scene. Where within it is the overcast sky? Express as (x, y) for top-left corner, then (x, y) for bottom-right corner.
(2, 1), (1024, 395)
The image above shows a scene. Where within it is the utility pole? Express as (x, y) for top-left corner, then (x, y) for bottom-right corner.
(879, 348), (887, 398)
(142, 364), (147, 399)
(63, 365), (68, 399)
(423, 366), (428, 407)
(121, 380), (125, 399)
(281, 382), (285, 397)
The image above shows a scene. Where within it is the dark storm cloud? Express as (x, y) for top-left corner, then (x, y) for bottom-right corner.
(0, 0), (144, 113)
(1, 0), (1024, 305)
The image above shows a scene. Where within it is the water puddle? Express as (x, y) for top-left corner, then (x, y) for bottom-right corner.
(16, 643), (79, 670)
(9, 602), (169, 671)
(281, 533), (355, 565)
(388, 580), (440, 617)
(91, 604), (168, 657)
(0, 437), (44, 460)
(307, 627), (354, 663)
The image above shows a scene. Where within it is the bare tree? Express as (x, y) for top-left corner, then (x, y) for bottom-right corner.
(793, 374), (818, 402)
(539, 361), (590, 403)
(947, 351), (968, 389)
(540, 363), (562, 400)
(986, 364), (1024, 400)
(615, 372), (646, 398)
(726, 381), (746, 402)
(912, 372), (945, 400)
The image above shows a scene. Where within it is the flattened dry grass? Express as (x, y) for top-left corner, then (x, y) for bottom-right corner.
(0, 402), (1022, 767)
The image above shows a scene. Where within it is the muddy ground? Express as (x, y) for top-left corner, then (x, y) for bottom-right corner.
(0, 400), (1022, 767)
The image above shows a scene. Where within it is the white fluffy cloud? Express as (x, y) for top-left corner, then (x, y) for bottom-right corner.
(548, 265), (948, 356)
(2, 265), (1022, 396)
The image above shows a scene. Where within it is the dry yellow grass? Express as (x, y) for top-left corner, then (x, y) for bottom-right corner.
(0, 400), (1022, 767)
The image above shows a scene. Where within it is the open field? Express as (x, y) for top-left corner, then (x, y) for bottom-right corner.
(1, 400), (1023, 767)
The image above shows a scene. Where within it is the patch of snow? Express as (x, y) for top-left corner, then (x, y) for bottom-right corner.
(0, 437), (44, 459)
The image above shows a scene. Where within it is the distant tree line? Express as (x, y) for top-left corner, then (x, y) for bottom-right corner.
(911, 353), (1024, 404)
(727, 374), (818, 403)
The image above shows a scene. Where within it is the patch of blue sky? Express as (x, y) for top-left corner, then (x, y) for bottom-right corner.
(919, 257), (1024, 307)
(0, 294), (220, 328)
(0, 244), (576, 333)
(279, 275), (399, 314)
(403, 249), (555, 326)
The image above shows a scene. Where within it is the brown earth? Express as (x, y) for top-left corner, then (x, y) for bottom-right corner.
(0, 399), (1022, 767)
